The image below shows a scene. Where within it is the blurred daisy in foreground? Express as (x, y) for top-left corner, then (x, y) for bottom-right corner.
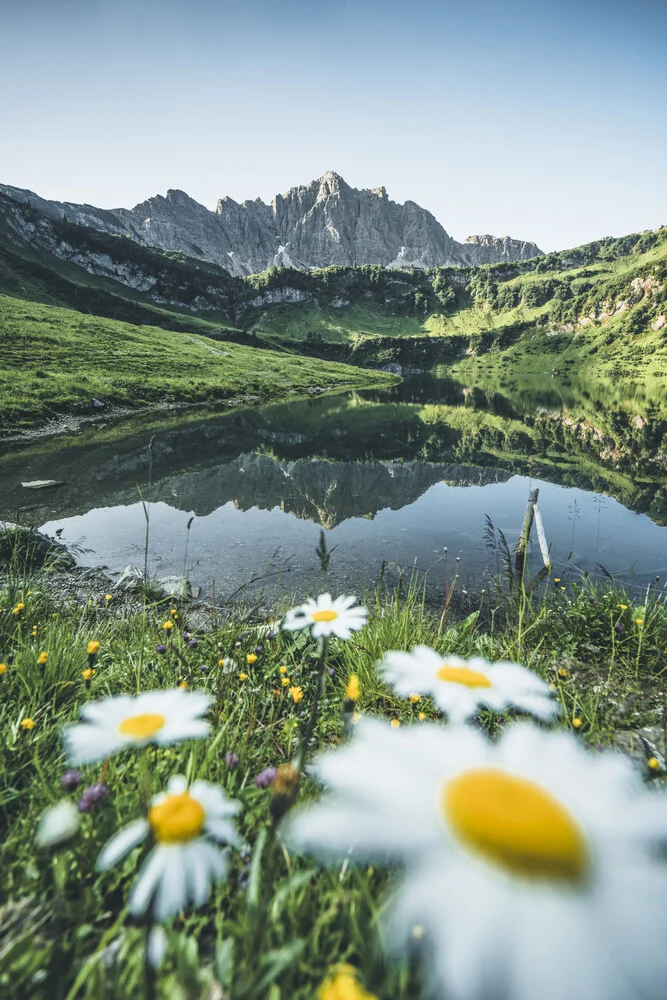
(63, 688), (212, 764)
(282, 593), (368, 640)
(36, 800), (81, 848)
(286, 718), (667, 1000)
(97, 775), (240, 922)
(377, 647), (558, 724)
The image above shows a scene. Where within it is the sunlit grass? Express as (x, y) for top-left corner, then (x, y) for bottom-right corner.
(2, 529), (666, 998)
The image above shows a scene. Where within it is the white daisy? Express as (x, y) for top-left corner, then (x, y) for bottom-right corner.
(286, 718), (667, 1000)
(35, 800), (80, 848)
(377, 646), (558, 723)
(63, 688), (212, 765)
(97, 775), (240, 922)
(282, 593), (368, 640)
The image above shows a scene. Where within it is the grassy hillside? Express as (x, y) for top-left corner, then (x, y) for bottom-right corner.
(0, 295), (395, 429)
(2, 189), (667, 434)
(244, 229), (667, 379)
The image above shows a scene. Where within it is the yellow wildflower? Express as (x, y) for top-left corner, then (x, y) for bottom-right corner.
(246, 653), (258, 665)
(37, 652), (48, 666)
(218, 658), (225, 667)
(178, 680), (189, 690)
(635, 618), (644, 626)
(279, 665), (288, 674)
(0, 663), (7, 675)
(572, 718), (583, 729)
(105, 594), (113, 602)
(87, 640), (100, 656)
(239, 673), (248, 682)
(409, 693), (421, 704)
(318, 965), (378, 1000)
(272, 688), (282, 698)
(346, 674), (360, 702)
(417, 711), (426, 721)
(553, 578), (561, 584)
(558, 668), (568, 679)
(618, 604), (628, 611)
(21, 718), (35, 730)
(289, 685), (304, 704)
(170, 608), (178, 617)
(11, 603), (25, 615)
(281, 676), (290, 687)
(162, 621), (174, 631)
(390, 719), (401, 728)
(81, 668), (95, 681)
(648, 757), (661, 771)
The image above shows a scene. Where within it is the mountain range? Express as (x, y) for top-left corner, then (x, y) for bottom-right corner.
(0, 171), (542, 276)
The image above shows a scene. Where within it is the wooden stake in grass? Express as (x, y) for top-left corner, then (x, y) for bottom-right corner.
(515, 488), (539, 587)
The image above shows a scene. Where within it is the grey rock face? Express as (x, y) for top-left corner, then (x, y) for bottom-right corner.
(461, 234), (542, 265)
(0, 171), (542, 275)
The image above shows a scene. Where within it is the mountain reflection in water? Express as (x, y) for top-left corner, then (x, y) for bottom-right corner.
(1, 371), (666, 601)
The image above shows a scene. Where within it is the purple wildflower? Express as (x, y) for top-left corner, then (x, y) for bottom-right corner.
(254, 766), (278, 789)
(328, 667), (336, 678)
(188, 639), (199, 649)
(588, 597), (596, 605)
(199, 663), (208, 672)
(60, 769), (83, 792)
(265, 630), (277, 641)
(225, 752), (239, 771)
(87, 782), (109, 803)
(254, 644), (264, 654)
(615, 622), (624, 634)
(78, 782), (109, 811)
(156, 644), (168, 655)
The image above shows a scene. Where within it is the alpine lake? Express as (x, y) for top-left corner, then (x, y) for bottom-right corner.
(2, 367), (666, 607)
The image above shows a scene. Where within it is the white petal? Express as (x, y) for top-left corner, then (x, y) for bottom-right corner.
(147, 926), (168, 969)
(153, 846), (188, 921)
(184, 843), (212, 907)
(166, 774), (188, 795)
(156, 720), (211, 745)
(205, 817), (241, 847)
(128, 847), (170, 916)
(36, 801), (80, 848)
(193, 781), (240, 818)
(62, 723), (122, 765)
(97, 819), (149, 871)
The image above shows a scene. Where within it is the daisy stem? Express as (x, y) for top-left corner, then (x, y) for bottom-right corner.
(297, 636), (328, 772)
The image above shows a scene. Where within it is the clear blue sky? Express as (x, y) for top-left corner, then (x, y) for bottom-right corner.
(2, 0), (665, 251)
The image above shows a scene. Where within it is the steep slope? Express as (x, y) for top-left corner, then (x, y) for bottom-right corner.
(0, 171), (542, 274)
(0, 294), (395, 430)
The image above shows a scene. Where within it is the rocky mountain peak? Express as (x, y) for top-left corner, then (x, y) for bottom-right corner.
(0, 173), (543, 276)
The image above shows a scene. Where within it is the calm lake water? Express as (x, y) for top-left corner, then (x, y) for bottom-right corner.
(2, 371), (666, 604)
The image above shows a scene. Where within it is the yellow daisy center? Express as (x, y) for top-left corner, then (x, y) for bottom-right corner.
(149, 791), (206, 844)
(311, 609), (339, 623)
(443, 768), (589, 884)
(117, 712), (166, 740)
(436, 663), (492, 688)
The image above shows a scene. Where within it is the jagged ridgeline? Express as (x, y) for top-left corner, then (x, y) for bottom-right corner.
(0, 171), (542, 274)
(0, 176), (666, 430)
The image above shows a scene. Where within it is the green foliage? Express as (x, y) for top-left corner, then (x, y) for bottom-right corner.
(1, 540), (666, 998)
(0, 295), (396, 429)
